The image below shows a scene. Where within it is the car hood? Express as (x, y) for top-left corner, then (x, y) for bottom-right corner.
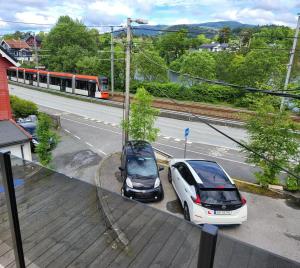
(131, 176), (155, 189)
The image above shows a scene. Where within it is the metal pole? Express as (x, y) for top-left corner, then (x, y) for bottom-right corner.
(124, 18), (131, 144)
(33, 33), (38, 69)
(0, 152), (25, 268)
(184, 137), (187, 158)
(111, 26), (115, 96)
(280, 14), (300, 111)
(197, 224), (218, 268)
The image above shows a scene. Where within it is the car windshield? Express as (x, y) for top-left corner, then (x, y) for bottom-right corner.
(200, 189), (241, 205)
(22, 125), (36, 136)
(127, 156), (157, 178)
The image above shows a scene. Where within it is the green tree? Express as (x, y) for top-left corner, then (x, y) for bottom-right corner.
(134, 50), (168, 82)
(180, 51), (216, 81)
(197, 34), (210, 45)
(122, 87), (159, 142)
(156, 29), (189, 64)
(218, 27), (231, 43)
(242, 98), (299, 187)
(41, 16), (99, 72)
(36, 114), (59, 166)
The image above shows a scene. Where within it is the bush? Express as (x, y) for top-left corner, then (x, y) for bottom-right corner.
(130, 81), (242, 104)
(10, 95), (38, 119)
(286, 177), (299, 191)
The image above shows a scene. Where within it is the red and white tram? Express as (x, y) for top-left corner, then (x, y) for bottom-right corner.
(7, 67), (109, 99)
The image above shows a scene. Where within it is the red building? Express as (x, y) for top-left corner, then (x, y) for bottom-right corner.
(0, 46), (19, 120)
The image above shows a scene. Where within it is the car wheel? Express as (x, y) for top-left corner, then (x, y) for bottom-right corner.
(168, 168), (172, 183)
(183, 203), (190, 221)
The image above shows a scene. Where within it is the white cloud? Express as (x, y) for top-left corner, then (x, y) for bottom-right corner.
(89, 1), (134, 17)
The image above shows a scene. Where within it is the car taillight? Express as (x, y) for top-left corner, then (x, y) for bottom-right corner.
(242, 197), (246, 205)
(192, 194), (201, 205)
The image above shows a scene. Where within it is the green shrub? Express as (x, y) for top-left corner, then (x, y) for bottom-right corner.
(130, 81), (242, 104)
(286, 177), (299, 191)
(10, 95), (38, 119)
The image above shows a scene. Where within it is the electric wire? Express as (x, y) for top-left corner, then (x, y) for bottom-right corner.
(133, 44), (300, 181)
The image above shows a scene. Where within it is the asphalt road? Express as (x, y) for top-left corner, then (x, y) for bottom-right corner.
(10, 84), (260, 182)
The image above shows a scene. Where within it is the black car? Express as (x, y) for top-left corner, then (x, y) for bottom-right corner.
(120, 140), (164, 202)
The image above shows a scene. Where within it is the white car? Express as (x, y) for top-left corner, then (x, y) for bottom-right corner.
(168, 159), (247, 225)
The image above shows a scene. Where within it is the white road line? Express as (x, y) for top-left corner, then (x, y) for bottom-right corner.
(104, 122), (109, 125)
(163, 136), (170, 140)
(111, 123), (117, 127)
(98, 148), (107, 155)
(86, 142), (93, 147)
(187, 141), (192, 144)
(154, 142), (254, 167)
(62, 117), (121, 135)
(174, 138), (181, 142)
(64, 129), (71, 134)
(97, 120), (102, 123)
(89, 118), (96, 121)
(74, 135), (81, 140)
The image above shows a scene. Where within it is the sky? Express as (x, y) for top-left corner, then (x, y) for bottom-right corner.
(0, 0), (299, 34)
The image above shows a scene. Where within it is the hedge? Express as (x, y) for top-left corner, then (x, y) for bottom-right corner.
(10, 95), (38, 119)
(130, 81), (244, 105)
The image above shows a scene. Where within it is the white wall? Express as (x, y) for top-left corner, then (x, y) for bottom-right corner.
(0, 142), (32, 161)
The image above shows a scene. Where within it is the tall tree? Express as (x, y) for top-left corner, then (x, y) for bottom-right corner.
(122, 87), (159, 142)
(218, 27), (231, 43)
(242, 98), (299, 187)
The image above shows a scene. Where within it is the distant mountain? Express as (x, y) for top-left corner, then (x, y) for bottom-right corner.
(195, 20), (255, 29)
(115, 20), (256, 37)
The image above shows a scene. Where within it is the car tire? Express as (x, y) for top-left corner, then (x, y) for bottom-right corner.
(183, 203), (190, 221)
(168, 168), (172, 183)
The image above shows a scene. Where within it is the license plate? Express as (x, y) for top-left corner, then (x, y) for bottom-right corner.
(215, 211), (232, 215)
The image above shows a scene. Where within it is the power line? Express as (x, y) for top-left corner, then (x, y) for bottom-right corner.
(0, 19), (123, 28)
(133, 45), (300, 181)
(133, 44), (300, 100)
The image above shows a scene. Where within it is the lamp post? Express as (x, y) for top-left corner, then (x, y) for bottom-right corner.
(124, 18), (148, 144)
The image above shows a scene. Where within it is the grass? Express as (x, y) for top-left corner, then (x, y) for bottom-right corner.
(234, 179), (284, 199)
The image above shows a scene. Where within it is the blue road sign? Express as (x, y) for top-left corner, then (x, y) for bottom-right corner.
(184, 128), (190, 138)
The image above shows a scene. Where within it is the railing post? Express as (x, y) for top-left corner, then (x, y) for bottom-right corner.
(0, 152), (25, 268)
(198, 224), (218, 268)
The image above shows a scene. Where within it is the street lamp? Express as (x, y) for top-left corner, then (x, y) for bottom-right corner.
(124, 17), (148, 144)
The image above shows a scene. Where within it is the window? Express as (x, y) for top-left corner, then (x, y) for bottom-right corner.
(127, 156), (158, 178)
(199, 189), (241, 205)
(177, 163), (194, 185)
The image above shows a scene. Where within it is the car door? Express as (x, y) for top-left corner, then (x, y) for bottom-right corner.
(176, 163), (192, 204)
(170, 162), (183, 198)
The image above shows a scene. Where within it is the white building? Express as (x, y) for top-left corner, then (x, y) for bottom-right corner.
(0, 120), (32, 161)
(199, 42), (229, 52)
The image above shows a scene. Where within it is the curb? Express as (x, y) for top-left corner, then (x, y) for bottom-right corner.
(9, 81), (245, 128)
(94, 153), (129, 247)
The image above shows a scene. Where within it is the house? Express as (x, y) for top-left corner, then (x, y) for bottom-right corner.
(24, 34), (42, 49)
(0, 45), (32, 161)
(0, 39), (33, 62)
(199, 42), (229, 52)
(0, 120), (32, 161)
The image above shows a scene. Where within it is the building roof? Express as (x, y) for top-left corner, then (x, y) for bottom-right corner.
(0, 46), (19, 66)
(3, 39), (30, 49)
(0, 120), (31, 147)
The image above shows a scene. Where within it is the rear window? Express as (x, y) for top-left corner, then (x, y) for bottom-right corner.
(200, 189), (241, 205)
(187, 160), (232, 187)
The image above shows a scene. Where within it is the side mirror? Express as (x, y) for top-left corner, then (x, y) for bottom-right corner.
(119, 167), (124, 171)
(159, 166), (164, 172)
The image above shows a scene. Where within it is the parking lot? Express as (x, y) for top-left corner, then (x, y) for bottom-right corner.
(48, 126), (300, 263)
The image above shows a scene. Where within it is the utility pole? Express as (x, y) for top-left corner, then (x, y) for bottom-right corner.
(280, 13), (300, 111)
(124, 18), (131, 144)
(110, 26), (114, 96)
(33, 32), (38, 69)
(124, 18), (148, 144)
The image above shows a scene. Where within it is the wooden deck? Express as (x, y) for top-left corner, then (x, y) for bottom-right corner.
(0, 161), (299, 268)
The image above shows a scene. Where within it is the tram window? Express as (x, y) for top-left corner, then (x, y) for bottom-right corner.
(76, 80), (88, 90)
(40, 75), (47, 83)
(18, 71), (24, 79)
(65, 79), (72, 88)
(100, 78), (108, 91)
(50, 77), (61, 85)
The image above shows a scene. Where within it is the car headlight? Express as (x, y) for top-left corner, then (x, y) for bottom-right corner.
(154, 178), (160, 188)
(126, 177), (133, 188)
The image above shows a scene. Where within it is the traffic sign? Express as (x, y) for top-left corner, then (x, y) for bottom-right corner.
(184, 128), (190, 138)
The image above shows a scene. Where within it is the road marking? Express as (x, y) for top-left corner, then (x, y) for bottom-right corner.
(84, 117), (89, 120)
(98, 148), (107, 155)
(86, 142), (93, 147)
(97, 120), (102, 123)
(74, 135), (81, 140)
(154, 141), (254, 167)
(89, 118), (96, 121)
(187, 141), (192, 144)
(64, 129), (71, 134)
(174, 138), (181, 142)
(62, 117), (121, 135)
(104, 122), (109, 125)
(163, 136), (170, 140)
(111, 123), (117, 127)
